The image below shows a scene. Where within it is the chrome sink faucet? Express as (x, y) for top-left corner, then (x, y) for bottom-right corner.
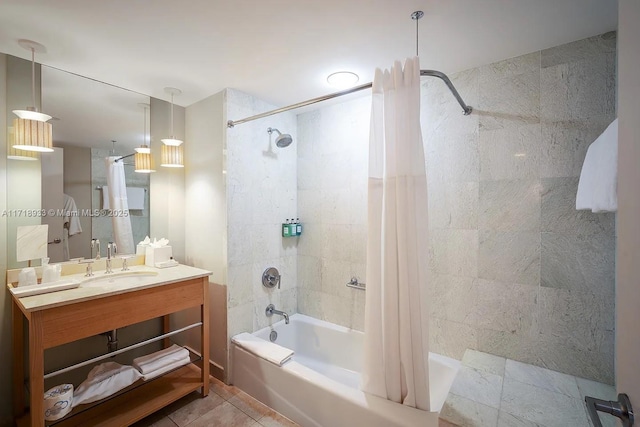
(265, 304), (290, 324)
(105, 242), (117, 274)
(91, 239), (101, 260)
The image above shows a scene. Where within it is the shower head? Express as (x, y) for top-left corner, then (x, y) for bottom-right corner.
(267, 127), (293, 148)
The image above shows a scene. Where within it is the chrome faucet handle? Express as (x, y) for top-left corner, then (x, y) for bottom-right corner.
(120, 255), (134, 271)
(112, 242), (117, 255)
(79, 259), (95, 277)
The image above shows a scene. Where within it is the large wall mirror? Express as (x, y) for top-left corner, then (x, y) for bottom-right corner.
(6, 55), (151, 268)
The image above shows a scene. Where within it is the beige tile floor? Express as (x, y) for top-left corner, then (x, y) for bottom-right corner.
(132, 377), (300, 427)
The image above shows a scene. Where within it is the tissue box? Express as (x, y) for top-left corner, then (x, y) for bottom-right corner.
(145, 246), (173, 267)
(136, 244), (147, 255)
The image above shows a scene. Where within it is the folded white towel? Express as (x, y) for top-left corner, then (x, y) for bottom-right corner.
(132, 344), (190, 375)
(73, 362), (142, 407)
(232, 332), (294, 366)
(576, 119), (618, 213)
(141, 356), (191, 381)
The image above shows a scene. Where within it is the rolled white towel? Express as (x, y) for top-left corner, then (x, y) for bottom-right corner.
(133, 344), (189, 376)
(232, 332), (294, 366)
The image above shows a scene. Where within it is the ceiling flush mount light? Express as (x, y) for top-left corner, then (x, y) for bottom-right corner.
(134, 103), (155, 173)
(161, 87), (183, 146)
(327, 71), (359, 89)
(12, 39), (53, 152)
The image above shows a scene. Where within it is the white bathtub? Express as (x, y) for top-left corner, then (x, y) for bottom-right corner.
(231, 314), (459, 427)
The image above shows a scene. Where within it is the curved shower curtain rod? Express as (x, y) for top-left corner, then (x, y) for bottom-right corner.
(227, 69), (472, 128)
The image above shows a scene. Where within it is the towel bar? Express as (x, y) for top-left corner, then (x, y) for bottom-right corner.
(43, 322), (202, 380)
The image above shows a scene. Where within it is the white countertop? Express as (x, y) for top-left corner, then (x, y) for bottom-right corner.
(9, 264), (212, 312)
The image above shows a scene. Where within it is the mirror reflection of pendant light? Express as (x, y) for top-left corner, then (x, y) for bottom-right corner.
(135, 103), (155, 173)
(7, 126), (39, 161)
(12, 39), (53, 153)
(160, 87), (185, 168)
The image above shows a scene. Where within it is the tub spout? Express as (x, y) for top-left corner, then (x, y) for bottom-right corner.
(266, 304), (290, 324)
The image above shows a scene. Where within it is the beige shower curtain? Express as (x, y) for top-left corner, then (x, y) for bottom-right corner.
(361, 57), (431, 410)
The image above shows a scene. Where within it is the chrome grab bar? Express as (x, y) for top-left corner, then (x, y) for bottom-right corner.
(346, 277), (366, 291)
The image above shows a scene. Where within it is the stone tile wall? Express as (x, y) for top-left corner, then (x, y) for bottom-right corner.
(225, 89), (298, 339)
(296, 33), (616, 384)
(423, 32), (617, 384)
(296, 96), (370, 331)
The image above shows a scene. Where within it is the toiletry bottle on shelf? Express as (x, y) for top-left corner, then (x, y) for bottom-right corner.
(296, 218), (302, 236)
(289, 219), (297, 236)
(282, 219), (290, 237)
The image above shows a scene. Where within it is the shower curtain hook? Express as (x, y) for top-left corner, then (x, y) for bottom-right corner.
(411, 10), (424, 57)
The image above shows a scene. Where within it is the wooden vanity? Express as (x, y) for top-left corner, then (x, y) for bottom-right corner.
(8, 261), (211, 427)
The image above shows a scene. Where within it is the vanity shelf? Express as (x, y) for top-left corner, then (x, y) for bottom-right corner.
(9, 263), (212, 427)
(18, 363), (203, 427)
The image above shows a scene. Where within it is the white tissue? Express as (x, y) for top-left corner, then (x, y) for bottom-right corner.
(42, 264), (62, 284)
(150, 238), (170, 248)
(138, 236), (151, 246)
(18, 267), (37, 287)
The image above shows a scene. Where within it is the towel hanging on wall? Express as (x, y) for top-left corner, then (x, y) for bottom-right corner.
(576, 118), (618, 213)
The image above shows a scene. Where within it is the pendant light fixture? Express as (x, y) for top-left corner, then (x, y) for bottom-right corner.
(134, 103), (155, 173)
(7, 126), (39, 161)
(160, 87), (184, 167)
(12, 39), (53, 152)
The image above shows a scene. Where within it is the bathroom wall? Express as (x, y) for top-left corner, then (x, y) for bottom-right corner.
(91, 147), (150, 250)
(296, 33), (616, 384)
(617, 0), (640, 403)
(0, 52), (12, 427)
(184, 90), (227, 377)
(296, 96), (370, 330)
(423, 32), (616, 384)
(225, 89), (298, 341)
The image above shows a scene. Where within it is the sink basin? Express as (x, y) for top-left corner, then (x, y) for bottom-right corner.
(81, 270), (159, 287)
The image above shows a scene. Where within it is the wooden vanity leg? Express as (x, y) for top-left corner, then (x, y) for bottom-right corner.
(29, 312), (45, 427)
(162, 315), (171, 348)
(12, 300), (25, 418)
(201, 279), (210, 397)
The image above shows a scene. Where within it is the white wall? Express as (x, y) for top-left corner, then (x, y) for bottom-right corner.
(185, 91), (225, 281)
(185, 90), (227, 376)
(0, 52), (12, 427)
(616, 0), (640, 406)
